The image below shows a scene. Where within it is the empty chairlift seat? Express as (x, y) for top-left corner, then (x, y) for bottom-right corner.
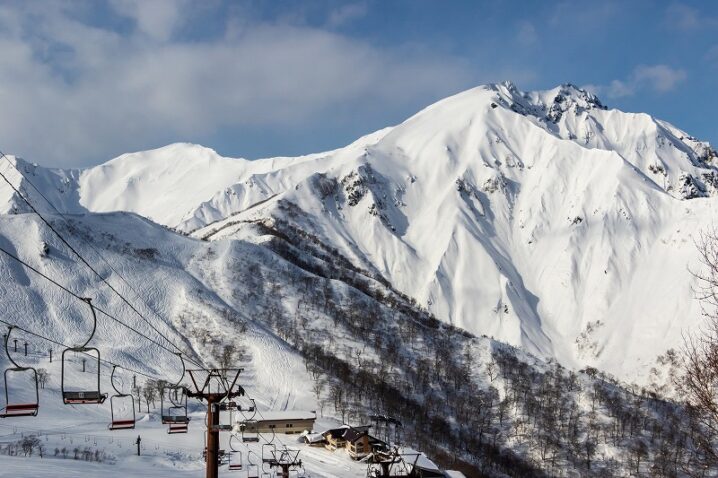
(61, 299), (107, 405)
(1, 327), (39, 418)
(108, 365), (136, 430)
(162, 354), (190, 434)
(168, 420), (189, 434)
(228, 451), (243, 471)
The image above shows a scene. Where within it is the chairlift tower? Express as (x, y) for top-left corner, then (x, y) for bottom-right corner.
(367, 447), (420, 478)
(185, 368), (245, 478)
(265, 447), (303, 478)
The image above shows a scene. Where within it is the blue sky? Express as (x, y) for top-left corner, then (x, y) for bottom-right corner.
(0, 0), (716, 167)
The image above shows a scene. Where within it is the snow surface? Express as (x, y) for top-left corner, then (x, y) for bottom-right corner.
(0, 212), (373, 477)
(3, 82), (712, 383)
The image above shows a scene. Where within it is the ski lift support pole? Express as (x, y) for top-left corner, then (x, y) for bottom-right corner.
(186, 368), (245, 478)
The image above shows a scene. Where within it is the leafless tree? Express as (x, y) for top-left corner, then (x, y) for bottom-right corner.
(143, 381), (157, 412)
(680, 229), (718, 471)
(37, 368), (48, 389)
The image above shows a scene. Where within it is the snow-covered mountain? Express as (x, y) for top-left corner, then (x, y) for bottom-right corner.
(3, 81), (716, 384)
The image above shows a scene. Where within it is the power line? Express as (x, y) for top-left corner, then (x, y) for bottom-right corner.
(0, 153), (196, 362)
(0, 158), (205, 371)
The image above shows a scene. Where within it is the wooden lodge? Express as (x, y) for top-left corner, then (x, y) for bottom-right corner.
(240, 410), (316, 434)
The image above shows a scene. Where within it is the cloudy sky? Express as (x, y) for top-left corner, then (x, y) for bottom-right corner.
(0, 0), (716, 167)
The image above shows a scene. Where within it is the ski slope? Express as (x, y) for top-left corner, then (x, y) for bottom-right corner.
(0, 211), (381, 477)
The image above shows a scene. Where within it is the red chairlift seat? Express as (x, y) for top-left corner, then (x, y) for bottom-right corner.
(2, 328), (40, 418)
(109, 419), (135, 430)
(228, 437), (243, 471)
(108, 366), (135, 430)
(1, 402), (39, 418)
(163, 414), (190, 424)
(162, 354), (190, 434)
(168, 422), (189, 434)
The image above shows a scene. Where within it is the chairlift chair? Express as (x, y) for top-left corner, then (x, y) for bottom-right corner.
(61, 298), (107, 405)
(167, 407), (189, 433)
(246, 451), (261, 478)
(161, 353), (190, 433)
(1, 327), (39, 418)
(108, 365), (135, 430)
(239, 419), (260, 442)
(227, 434), (243, 471)
(228, 450), (243, 471)
(261, 442), (277, 463)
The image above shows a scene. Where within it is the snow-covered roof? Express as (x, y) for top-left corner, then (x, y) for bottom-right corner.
(399, 447), (440, 471)
(444, 472), (467, 478)
(302, 432), (325, 444)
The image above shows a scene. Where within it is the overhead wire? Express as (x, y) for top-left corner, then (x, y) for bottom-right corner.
(0, 242), (204, 370)
(0, 154), (206, 370)
(0, 317), (157, 382)
(0, 152), (271, 459)
(0, 152), (197, 362)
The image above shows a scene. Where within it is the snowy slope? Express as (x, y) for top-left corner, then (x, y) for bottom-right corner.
(0, 170), (705, 477)
(2, 82), (716, 384)
(0, 211), (373, 477)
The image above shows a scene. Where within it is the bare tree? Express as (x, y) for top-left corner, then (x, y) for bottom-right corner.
(680, 229), (718, 471)
(218, 344), (236, 370)
(37, 368), (49, 389)
(143, 382), (157, 412)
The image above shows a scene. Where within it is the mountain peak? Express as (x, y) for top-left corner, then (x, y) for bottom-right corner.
(485, 82), (606, 122)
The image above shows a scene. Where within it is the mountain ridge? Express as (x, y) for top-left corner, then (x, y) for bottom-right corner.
(2, 82), (716, 383)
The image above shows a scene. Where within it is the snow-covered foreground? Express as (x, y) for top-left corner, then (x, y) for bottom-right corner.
(0, 352), (367, 478)
(0, 410), (369, 478)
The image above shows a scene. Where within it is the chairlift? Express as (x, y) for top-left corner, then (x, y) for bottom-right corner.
(261, 442), (276, 463)
(228, 434), (244, 470)
(240, 420), (260, 442)
(61, 298), (107, 404)
(228, 449), (243, 471)
(161, 353), (190, 433)
(258, 422), (276, 446)
(108, 365), (135, 430)
(0, 327), (39, 418)
(247, 451), (260, 478)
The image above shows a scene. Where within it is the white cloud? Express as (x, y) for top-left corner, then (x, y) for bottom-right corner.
(632, 64), (687, 93)
(326, 2), (367, 28)
(665, 3), (702, 30)
(109, 0), (187, 41)
(706, 45), (718, 66)
(588, 64), (687, 99)
(606, 79), (634, 98)
(664, 3), (718, 31)
(0, 3), (476, 166)
(516, 21), (537, 47)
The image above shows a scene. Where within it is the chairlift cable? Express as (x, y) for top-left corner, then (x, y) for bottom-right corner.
(0, 157), (203, 368)
(0, 242), (205, 370)
(0, 317), (161, 381)
(0, 152), (198, 363)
